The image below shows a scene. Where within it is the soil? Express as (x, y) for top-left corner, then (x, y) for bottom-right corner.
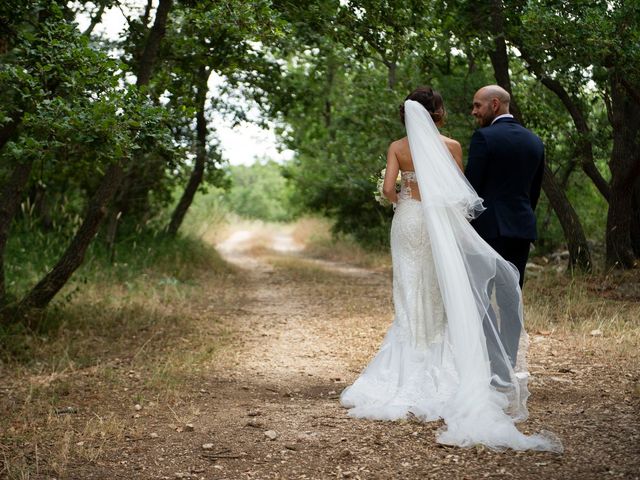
(2, 226), (639, 479)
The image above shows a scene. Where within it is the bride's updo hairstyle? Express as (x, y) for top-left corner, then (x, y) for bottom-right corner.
(399, 86), (444, 125)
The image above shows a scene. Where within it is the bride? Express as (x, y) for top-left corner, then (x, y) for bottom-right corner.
(340, 87), (562, 452)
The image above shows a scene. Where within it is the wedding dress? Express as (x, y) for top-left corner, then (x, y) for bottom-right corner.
(340, 100), (562, 452)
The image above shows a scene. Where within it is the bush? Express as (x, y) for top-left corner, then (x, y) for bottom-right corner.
(226, 160), (297, 222)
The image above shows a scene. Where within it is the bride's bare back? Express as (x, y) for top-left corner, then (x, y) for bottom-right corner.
(383, 135), (463, 202)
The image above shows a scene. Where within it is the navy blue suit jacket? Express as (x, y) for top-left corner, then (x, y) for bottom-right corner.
(465, 117), (544, 241)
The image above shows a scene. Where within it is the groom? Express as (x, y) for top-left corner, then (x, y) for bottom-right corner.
(466, 85), (544, 287)
(465, 85), (544, 375)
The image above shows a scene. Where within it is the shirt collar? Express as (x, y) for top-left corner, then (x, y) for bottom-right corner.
(491, 113), (514, 125)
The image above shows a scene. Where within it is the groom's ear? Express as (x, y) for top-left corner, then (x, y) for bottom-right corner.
(491, 98), (500, 113)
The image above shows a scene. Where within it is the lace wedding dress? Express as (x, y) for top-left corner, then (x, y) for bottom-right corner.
(340, 101), (562, 452)
(340, 173), (454, 421)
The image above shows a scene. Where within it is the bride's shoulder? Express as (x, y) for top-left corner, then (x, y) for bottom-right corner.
(440, 134), (461, 148)
(388, 136), (409, 151)
(440, 134), (462, 153)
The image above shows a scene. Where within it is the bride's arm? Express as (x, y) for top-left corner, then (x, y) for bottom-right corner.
(383, 143), (400, 203)
(448, 140), (464, 172)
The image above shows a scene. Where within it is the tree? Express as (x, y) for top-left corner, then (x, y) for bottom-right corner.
(435, 0), (594, 271)
(16, 91), (173, 319)
(486, 0), (592, 271)
(512, 0), (640, 268)
(110, 0), (280, 239)
(0, 1), (175, 320)
(167, 65), (211, 236)
(163, 0), (277, 235)
(104, 0), (175, 246)
(0, 1), (115, 305)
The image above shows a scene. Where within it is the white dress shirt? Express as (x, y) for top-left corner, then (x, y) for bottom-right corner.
(491, 113), (514, 125)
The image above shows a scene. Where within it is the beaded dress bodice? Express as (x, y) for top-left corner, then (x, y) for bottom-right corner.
(398, 170), (420, 202)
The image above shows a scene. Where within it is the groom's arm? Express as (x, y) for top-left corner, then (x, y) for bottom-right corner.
(530, 150), (544, 211)
(465, 130), (489, 192)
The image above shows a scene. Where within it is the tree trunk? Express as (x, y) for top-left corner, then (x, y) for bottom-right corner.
(607, 181), (637, 268)
(322, 55), (335, 129)
(136, 0), (173, 87)
(106, 0), (172, 241)
(0, 160), (34, 303)
(141, 0), (154, 28)
(324, 53), (337, 142)
(16, 161), (125, 320)
(30, 183), (53, 231)
(631, 177), (640, 257)
(541, 165), (592, 270)
(487, 12), (523, 122)
(167, 67), (211, 236)
(605, 74), (640, 268)
(516, 47), (611, 201)
(0, 110), (24, 151)
(385, 60), (397, 90)
(488, 1), (592, 271)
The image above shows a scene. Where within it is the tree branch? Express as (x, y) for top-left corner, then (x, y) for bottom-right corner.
(136, 0), (173, 87)
(83, 3), (106, 37)
(517, 46), (611, 201)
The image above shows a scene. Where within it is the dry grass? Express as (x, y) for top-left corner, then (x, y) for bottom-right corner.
(291, 217), (391, 269)
(0, 235), (242, 479)
(1, 219), (639, 479)
(291, 217), (639, 353)
(524, 269), (640, 354)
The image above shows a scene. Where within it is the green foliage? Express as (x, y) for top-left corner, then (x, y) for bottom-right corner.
(254, 1), (496, 246)
(245, 0), (623, 251)
(108, 0), (285, 226)
(226, 160), (296, 222)
(1, 0), (632, 313)
(516, 0), (640, 88)
(4, 220), (226, 304)
(0, 0), (178, 227)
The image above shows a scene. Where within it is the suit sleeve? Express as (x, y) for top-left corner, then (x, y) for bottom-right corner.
(465, 130), (489, 192)
(530, 148), (544, 211)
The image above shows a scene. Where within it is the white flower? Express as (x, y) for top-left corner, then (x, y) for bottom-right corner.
(374, 167), (400, 208)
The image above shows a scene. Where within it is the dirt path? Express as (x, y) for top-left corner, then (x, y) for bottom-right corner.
(4, 225), (639, 479)
(122, 225), (636, 480)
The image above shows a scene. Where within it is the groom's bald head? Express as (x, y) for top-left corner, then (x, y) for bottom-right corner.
(477, 85), (511, 105)
(472, 85), (511, 127)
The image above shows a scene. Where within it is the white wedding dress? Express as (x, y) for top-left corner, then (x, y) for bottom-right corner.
(340, 101), (562, 452)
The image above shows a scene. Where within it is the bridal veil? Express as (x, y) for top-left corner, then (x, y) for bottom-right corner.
(404, 99), (560, 450)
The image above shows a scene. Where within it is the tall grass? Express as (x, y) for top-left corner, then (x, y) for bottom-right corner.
(177, 185), (229, 240)
(1, 190), (232, 359)
(524, 269), (640, 350)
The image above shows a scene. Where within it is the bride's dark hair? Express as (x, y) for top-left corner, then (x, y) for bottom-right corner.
(399, 86), (444, 125)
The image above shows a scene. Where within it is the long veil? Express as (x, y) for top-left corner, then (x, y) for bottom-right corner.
(404, 100), (562, 451)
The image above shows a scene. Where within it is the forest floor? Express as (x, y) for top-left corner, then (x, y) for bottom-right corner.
(1, 221), (639, 479)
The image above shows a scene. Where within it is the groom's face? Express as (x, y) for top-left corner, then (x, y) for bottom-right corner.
(471, 94), (496, 127)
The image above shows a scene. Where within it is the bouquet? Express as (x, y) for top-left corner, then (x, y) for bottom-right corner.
(374, 167), (401, 207)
